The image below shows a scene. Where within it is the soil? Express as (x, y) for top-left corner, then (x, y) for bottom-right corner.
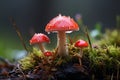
(0, 57), (91, 80)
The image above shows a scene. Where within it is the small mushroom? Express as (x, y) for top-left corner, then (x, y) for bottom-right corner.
(45, 14), (79, 57)
(30, 33), (50, 53)
(44, 51), (52, 57)
(74, 39), (88, 66)
(44, 51), (53, 64)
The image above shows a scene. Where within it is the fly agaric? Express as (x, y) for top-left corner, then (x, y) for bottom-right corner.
(44, 51), (53, 64)
(30, 33), (50, 53)
(74, 39), (88, 66)
(45, 14), (79, 57)
(75, 39), (88, 48)
(44, 51), (52, 57)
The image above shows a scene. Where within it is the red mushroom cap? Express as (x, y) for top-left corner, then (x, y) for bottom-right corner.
(30, 33), (50, 45)
(44, 51), (52, 57)
(45, 14), (79, 32)
(74, 39), (88, 48)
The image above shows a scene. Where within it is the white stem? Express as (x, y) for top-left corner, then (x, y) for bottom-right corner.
(39, 43), (46, 53)
(57, 31), (68, 57)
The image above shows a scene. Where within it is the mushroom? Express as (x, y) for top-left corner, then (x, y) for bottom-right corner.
(45, 14), (79, 57)
(30, 33), (50, 53)
(44, 51), (53, 64)
(44, 51), (52, 57)
(74, 39), (88, 66)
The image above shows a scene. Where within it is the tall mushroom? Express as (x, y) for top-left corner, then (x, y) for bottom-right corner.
(30, 33), (50, 53)
(45, 14), (79, 57)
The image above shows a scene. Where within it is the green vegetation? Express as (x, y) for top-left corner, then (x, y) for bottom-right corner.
(19, 29), (120, 79)
(2, 15), (120, 79)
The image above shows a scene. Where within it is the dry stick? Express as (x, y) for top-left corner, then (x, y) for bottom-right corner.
(0, 57), (13, 66)
(84, 27), (93, 69)
(79, 25), (92, 50)
(116, 16), (120, 38)
(116, 16), (120, 30)
(84, 26), (92, 50)
(10, 17), (28, 52)
(17, 64), (26, 80)
(117, 65), (119, 80)
(111, 73), (114, 80)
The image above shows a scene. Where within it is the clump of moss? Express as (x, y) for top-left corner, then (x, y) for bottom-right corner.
(82, 29), (120, 79)
(19, 48), (44, 70)
(18, 29), (120, 79)
(84, 45), (120, 67)
(97, 29), (120, 47)
(19, 29), (120, 70)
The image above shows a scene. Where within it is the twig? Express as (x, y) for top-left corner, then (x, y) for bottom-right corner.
(111, 73), (114, 80)
(9, 17), (28, 52)
(0, 56), (8, 63)
(0, 57), (14, 66)
(17, 64), (26, 80)
(84, 26), (92, 50)
(117, 65), (119, 80)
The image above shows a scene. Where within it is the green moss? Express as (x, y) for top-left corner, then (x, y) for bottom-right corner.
(97, 30), (120, 46)
(19, 29), (120, 78)
(19, 48), (44, 70)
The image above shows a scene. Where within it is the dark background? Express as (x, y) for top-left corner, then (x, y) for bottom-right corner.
(0, 0), (120, 32)
(0, 0), (120, 50)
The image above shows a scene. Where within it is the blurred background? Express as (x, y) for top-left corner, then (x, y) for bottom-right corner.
(0, 0), (120, 60)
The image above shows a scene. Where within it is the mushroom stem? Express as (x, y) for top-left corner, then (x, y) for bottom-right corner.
(79, 48), (83, 58)
(79, 48), (83, 66)
(57, 31), (68, 57)
(38, 43), (46, 53)
(78, 57), (82, 66)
